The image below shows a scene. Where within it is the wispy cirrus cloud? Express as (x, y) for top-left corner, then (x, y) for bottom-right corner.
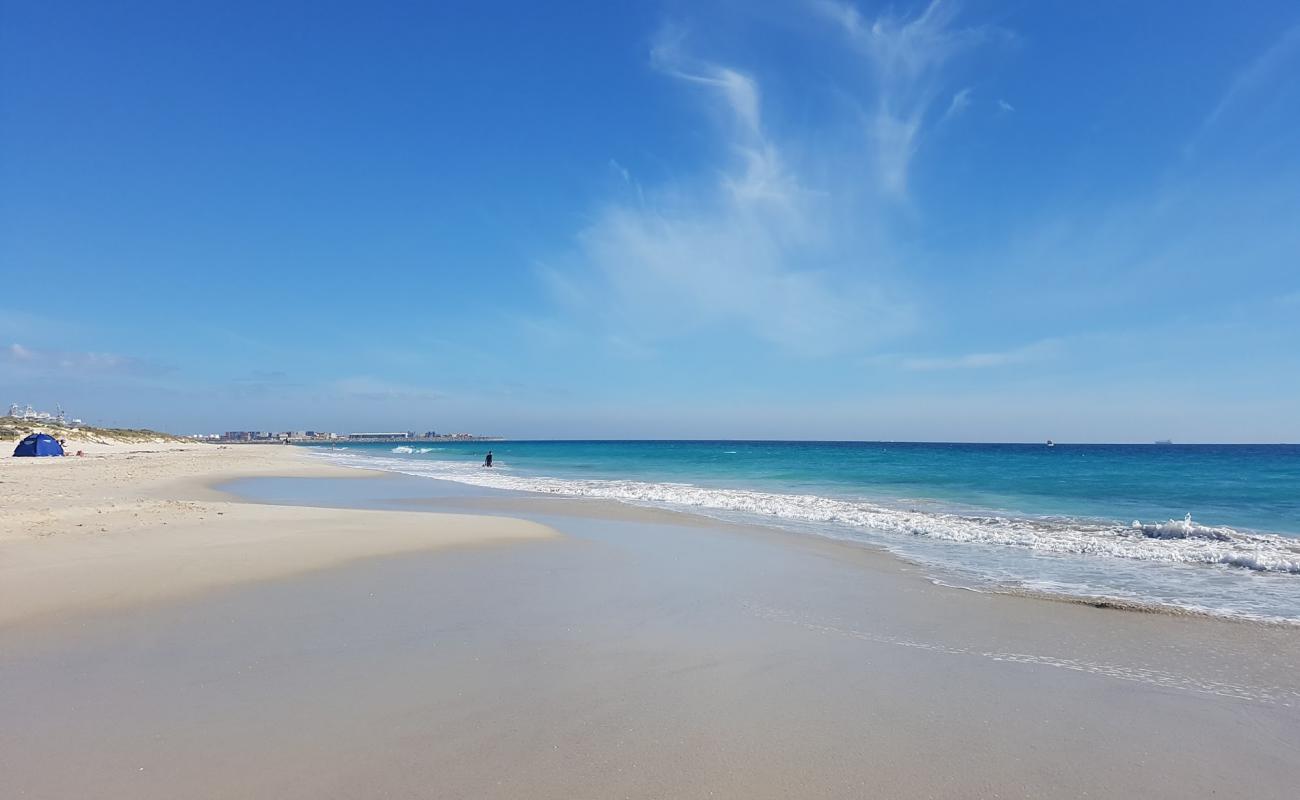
(897, 338), (1061, 371)
(941, 86), (972, 121)
(816, 0), (1008, 195)
(540, 27), (912, 357)
(1187, 23), (1300, 156)
(331, 376), (444, 401)
(1202, 24), (1300, 131)
(536, 4), (1013, 358)
(2, 342), (173, 377)
(0, 309), (60, 340)
(225, 369), (307, 397)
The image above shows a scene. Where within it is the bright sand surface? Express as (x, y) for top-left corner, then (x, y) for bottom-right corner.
(0, 443), (556, 626)
(2, 445), (1299, 798)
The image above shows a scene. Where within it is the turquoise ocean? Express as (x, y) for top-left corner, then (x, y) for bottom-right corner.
(308, 441), (1300, 623)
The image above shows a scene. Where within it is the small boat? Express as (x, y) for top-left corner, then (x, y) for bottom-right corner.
(1154, 439), (1173, 445)
(1046, 439), (1055, 447)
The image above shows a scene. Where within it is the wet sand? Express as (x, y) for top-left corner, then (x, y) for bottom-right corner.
(2, 452), (1299, 798)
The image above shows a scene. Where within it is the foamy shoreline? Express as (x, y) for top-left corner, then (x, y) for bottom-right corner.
(305, 445), (1300, 624)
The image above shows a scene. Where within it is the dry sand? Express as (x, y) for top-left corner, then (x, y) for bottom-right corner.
(0, 443), (556, 627)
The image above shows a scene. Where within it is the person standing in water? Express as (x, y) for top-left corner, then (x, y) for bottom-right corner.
(483, 450), (493, 468)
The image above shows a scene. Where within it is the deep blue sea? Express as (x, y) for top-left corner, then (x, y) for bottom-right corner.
(309, 441), (1300, 623)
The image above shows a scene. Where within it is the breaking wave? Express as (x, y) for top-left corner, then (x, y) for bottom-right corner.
(323, 453), (1300, 576)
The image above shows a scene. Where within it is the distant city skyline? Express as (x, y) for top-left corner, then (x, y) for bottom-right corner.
(3, 1), (1298, 442)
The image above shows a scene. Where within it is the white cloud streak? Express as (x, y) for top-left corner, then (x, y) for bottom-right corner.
(651, 32), (763, 139)
(900, 338), (1061, 371)
(942, 86), (972, 121)
(2, 342), (171, 377)
(538, 6), (1011, 358)
(543, 29), (911, 356)
(332, 376), (445, 401)
(1203, 24), (1300, 132)
(817, 0), (1005, 195)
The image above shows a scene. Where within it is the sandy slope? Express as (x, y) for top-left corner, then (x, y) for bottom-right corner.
(0, 444), (556, 626)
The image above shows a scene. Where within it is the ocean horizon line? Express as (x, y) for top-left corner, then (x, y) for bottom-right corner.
(301, 437), (1300, 447)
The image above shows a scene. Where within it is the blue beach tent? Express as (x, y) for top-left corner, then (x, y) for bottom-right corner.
(13, 433), (64, 457)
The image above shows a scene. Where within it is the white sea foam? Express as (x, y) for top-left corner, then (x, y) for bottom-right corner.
(318, 452), (1300, 576)
(745, 602), (1300, 705)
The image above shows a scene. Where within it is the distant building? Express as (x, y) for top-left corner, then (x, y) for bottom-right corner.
(347, 432), (415, 440)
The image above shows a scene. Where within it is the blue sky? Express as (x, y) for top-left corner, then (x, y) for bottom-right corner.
(2, 0), (1298, 441)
